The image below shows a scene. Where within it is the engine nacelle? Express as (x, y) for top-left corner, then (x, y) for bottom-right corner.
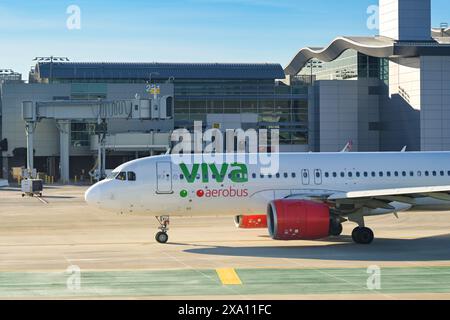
(267, 200), (330, 240)
(234, 215), (268, 229)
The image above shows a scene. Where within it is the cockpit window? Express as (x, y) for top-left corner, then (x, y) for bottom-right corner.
(116, 172), (127, 181)
(107, 171), (119, 180)
(128, 172), (136, 181)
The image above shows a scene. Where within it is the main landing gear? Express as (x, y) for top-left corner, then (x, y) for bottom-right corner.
(352, 227), (374, 244)
(155, 216), (170, 244)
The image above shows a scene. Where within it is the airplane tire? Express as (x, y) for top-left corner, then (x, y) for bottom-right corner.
(352, 227), (374, 244)
(155, 232), (169, 244)
(329, 222), (343, 236)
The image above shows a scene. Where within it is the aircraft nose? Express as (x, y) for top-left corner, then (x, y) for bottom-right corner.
(85, 184), (101, 205)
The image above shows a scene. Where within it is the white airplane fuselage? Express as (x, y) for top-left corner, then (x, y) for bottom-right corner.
(85, 152), (450, 216)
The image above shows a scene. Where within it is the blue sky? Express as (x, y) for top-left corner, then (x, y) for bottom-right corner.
(0, 0), (448, 77)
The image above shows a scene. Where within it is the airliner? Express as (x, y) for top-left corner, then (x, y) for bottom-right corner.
(85, 152), (450, 245)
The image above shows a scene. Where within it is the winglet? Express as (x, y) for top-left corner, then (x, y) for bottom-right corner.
(401, 146), (407, 152)
(341, 140), (353, 153)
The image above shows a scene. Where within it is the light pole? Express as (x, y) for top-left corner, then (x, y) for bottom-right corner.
(306, 60), (323, 84)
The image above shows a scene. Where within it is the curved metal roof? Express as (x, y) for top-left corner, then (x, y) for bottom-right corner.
(36, 62), (285, 80)
(285, 36), (395, 76)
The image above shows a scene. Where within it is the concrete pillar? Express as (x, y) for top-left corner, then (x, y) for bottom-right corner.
(25, 122), (35, 171)
(2, 156), (9, 180)
(58, 120), (70, 184)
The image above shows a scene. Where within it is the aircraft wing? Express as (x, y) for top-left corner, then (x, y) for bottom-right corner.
(328, 185), (450, 201)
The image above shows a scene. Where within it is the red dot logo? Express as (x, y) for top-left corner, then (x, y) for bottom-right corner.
(196, 190), (205, 197)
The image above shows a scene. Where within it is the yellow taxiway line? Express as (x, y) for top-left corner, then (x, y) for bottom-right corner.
(216, 268), (243, 285)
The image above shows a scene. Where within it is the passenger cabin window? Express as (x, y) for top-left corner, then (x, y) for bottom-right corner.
(127, 172), (136, 181)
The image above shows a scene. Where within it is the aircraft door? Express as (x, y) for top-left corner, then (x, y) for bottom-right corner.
(156, 162), (173, 194)
(302, 169), (310, 185)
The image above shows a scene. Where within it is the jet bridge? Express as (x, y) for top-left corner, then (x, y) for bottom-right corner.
(22, 93), (174, 183)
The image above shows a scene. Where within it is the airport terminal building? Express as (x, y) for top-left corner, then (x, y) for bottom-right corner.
(0, 63), (308, 182)
(285, 0), (450, 152)
(1, 0), (450, 183)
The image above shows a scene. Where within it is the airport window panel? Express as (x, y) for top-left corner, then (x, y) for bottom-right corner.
(241, 100), (258, 113)
(260, 99), (275, 114)
(127, 172), (136, 181)
(224, 100), (240, 114)
(190, 100), (207, 114)
(207, 100), (224, 114)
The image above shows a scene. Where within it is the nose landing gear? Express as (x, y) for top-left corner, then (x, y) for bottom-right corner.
(155, 216), (170, 244)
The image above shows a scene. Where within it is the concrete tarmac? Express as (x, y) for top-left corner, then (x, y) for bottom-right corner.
(1, 185), (450, 299)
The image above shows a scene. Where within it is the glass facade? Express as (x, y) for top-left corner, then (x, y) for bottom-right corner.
(298, 49), (389, 84)
(173, 80), (309, 145)
(71, 122), (93, 147)
(43, 69), (310, 147)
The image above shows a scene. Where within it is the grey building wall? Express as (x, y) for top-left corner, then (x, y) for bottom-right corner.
(380, 0), (431, 41)
(379, 57), (421, 151)
(0, 83), (174, 160)
(309, 79), (380, 152)
(1, 83), (68, 158)
(420, 56), (450, 151)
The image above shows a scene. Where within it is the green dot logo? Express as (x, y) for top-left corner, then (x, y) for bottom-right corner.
(180, 190), (188, 198)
